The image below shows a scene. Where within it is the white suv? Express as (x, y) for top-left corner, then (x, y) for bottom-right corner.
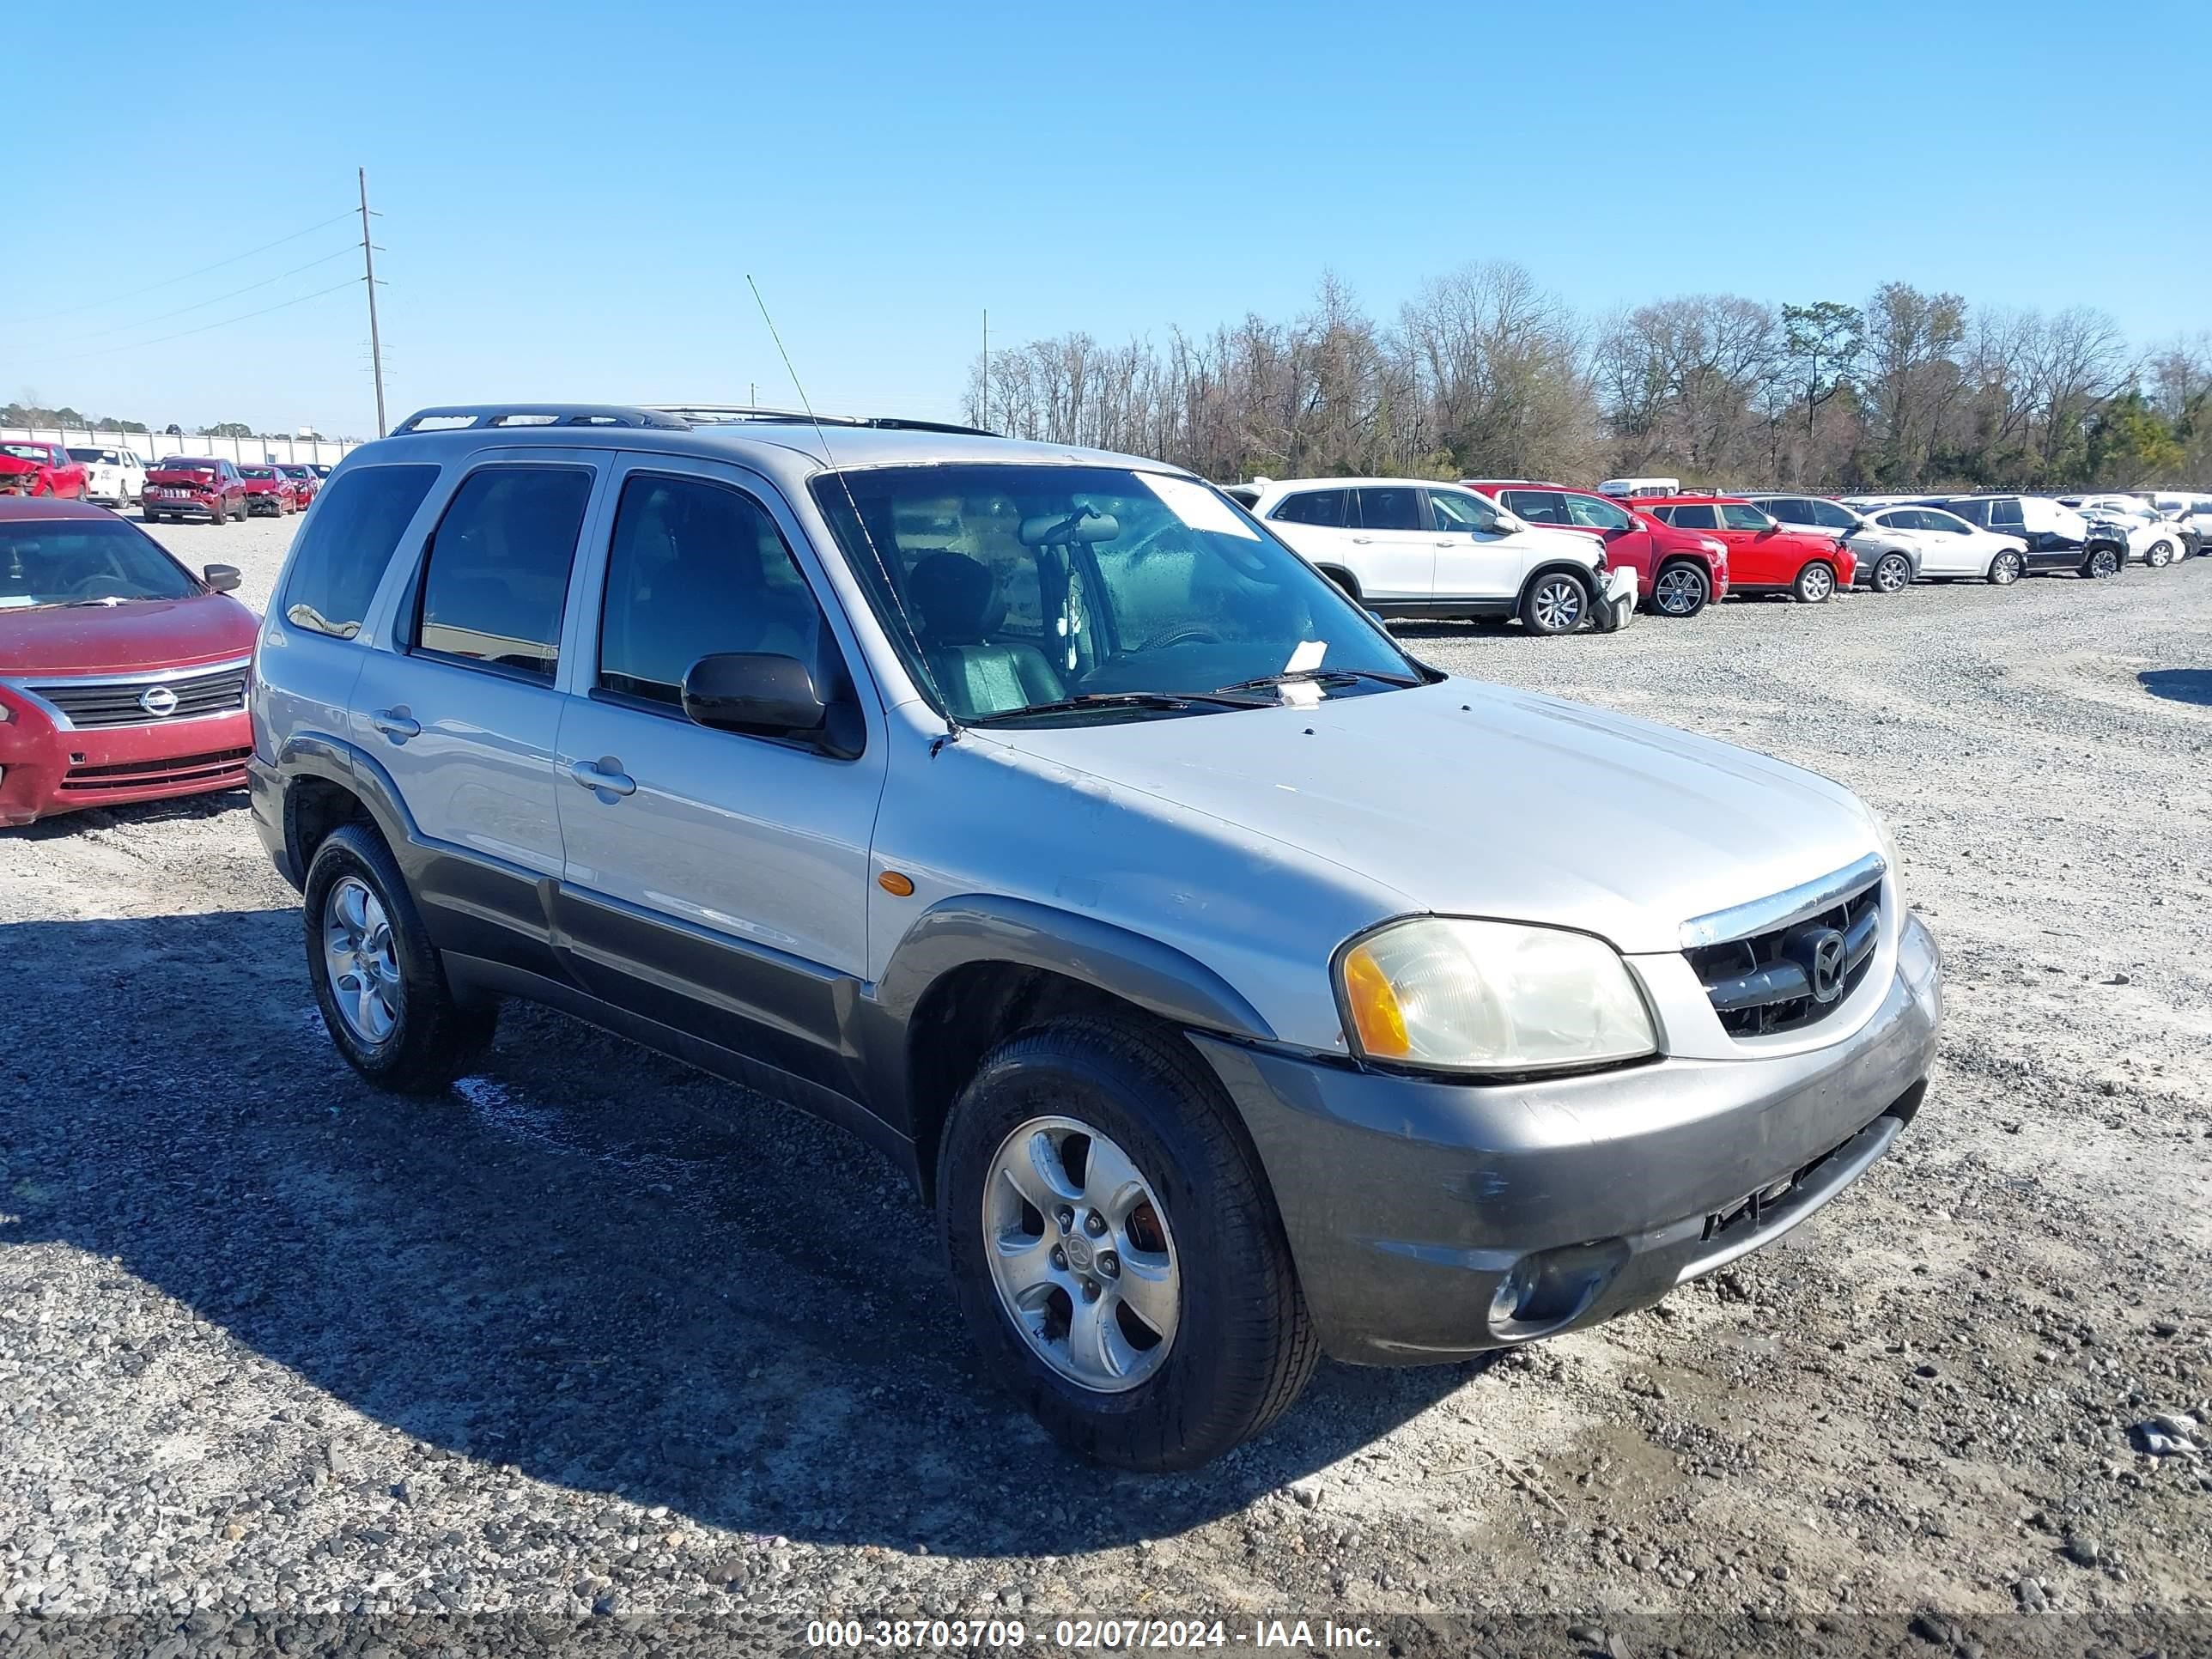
(65, 445), (146, 508)
(1237, 477), (1634, 635)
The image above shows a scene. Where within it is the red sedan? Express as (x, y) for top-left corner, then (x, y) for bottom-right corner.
(0, 440), (89, 499)
(237, 464), (301, 517)
(0, 497), (255, 827)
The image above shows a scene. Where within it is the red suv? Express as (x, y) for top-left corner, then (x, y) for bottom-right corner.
(1464, 480), (1730, 617)
(1633, 494), (1855, 603)
(0, 497), (255, 827)
(277, 463), (319, 507)
(143, 456), (250, 525)
(237, 464), (301, 516)
(0, 441), (88, 499)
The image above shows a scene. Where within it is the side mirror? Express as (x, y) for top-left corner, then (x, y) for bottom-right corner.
(203, 563), (241, 592)
(682, 652), (860, 758)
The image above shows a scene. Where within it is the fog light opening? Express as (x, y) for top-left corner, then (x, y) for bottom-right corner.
(1487, 1257), (1540, 1330)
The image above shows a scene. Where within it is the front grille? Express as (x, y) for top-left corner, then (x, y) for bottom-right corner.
(58, 746), (252, 793)
(1686, 873), (1882, 1038)
(27, 664), (248, 729)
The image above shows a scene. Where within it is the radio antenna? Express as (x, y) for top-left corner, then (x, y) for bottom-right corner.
(745, 275), (960, 746)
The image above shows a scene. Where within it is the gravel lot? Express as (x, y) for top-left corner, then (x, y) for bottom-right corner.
(3, 512), (2209, 1655)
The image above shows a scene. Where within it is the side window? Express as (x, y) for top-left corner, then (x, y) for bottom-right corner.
(415, 465), (593, 678)
(1990, 499), (2025, 530)
(597, 473), (826, 708)
(1501, 489), (1569, 526)
(1759, 498), (1805, 525)
(1272, 489), (1347, 526)
(1428, 489), (1499, 532)
(1564, 494), (1632, 532)
(1668, 504), (1720, 530)
(278, 464), (440, 640)
(1810, 501), (1857, 530)
(1352, 487), (1420, 531)
(1717, 504), (1771, 531)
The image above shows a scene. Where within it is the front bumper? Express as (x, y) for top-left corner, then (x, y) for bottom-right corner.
(1197, 913), (1942, 1364)
(0, 702), (252, 826)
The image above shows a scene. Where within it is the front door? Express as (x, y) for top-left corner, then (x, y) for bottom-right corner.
(550, 457), (887, 1095)
(1429, 486), (1529, 599)
(1713, 502), (1794, 586)
(346, 452), (604, 973)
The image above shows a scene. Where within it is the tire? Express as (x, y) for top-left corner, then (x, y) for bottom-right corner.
(303, 823), (496, 1095)
(1987, 550), (2024, 586)
(1519, 569), (1591, 635)
(2084, 549), (2119, 579)
(938, 1015), (1318, 1472)
(210, 496), (228, 525)
(2147, 539), (2174, 568)
(1792, 561), (1837, 604)
(1650, 560), (1709, 617)
(1869, 552), (1911, 594)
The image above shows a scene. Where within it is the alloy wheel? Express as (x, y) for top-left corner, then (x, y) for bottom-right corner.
(322, 876), (403, 1044)
(1874, 554), (1911, 593)
(1800, 565), (1834, 602)
(1990, 551), (2022, 585)
(1654, 565), (1706, 617)
(1532, 576), (1585, 632)
(982, 1115), (1180, 1393)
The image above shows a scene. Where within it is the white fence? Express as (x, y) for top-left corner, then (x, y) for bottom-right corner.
(2, 426), (367, 467)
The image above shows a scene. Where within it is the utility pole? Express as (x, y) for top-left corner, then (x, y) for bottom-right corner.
(358, 167), (387, 438)
(981, 308), (990, 430)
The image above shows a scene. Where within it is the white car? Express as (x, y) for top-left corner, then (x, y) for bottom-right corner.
(1238, 477), (1637, 635)
(1855, 503), (2032, 584)
(2058, 495), (2187, 568)
(64, 446), (146, 509)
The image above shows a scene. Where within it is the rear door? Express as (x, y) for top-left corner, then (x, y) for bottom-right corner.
(1261, 488), (1370, 590)
(345, 450), (603, 975)
(550, 454), (886, 1094)
(1426, 486), (1526, 599)
(1347, 486), (1437, 598)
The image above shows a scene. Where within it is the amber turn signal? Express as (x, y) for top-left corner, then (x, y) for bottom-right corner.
(1340, 943), (1411, 1058)
(878, 870), (915, 897)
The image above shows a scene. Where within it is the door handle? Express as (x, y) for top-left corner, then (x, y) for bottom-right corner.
(568, 758), (636, 798)
(368, 708), (421, 740)
(1350, 536), (1376, 544)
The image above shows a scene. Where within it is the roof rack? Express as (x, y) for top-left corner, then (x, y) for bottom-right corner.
(390, 404), (690, 434)
(650, 404), (998, 437)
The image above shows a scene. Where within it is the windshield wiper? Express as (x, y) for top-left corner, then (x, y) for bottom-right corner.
(64, 596), (143, 608)
(1214, 666), (1425, 694)
(970, 690), (1271, 725)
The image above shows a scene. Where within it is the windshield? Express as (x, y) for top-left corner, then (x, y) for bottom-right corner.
(240, 466), (278, 479)
(0, 517), (198, 608)
(811, 464), (1421, 723)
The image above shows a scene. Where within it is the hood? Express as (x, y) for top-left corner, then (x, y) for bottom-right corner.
(147, 467), (220, 485)
(0, 592), (257, 677)
(979, 678), (1881, 956)
(0, 455), (40, 477)
(1518, 524), (1603, 561)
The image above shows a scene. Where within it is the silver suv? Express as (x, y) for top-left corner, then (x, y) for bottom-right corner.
(250, 404), (1942, 1471)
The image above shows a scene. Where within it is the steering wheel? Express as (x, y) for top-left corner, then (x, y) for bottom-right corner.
(62, 571), (124, 598)
(1140, 624), (1223, 651)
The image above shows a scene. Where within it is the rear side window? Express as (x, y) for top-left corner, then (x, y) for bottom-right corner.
(1272, 489), (1346, 526)
(1668, 504), (1719, 530)
(415, 465), (593, 678)
(1990, 498), (2025, 529)
(279, 463), (440, 639)
(1807, 500), (1856, 529)
(597, 473), (826, 708)
(1352, 488), (1420, 531)
(1718, 504), (1772, 530)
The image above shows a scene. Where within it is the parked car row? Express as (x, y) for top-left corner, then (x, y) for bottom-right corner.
(2, 447), (335, 515)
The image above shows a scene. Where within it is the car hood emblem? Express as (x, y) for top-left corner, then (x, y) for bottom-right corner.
(139, 684), (179, 717)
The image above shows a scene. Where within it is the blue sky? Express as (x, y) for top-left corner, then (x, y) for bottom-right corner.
(5, 0), (2207, 438)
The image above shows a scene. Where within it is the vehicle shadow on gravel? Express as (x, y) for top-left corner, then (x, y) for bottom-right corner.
(2138, 667), (2212, 707)
(0, 910), (1476, 1558)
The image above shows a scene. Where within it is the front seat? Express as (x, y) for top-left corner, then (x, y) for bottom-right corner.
(908, 552), (1064, 718)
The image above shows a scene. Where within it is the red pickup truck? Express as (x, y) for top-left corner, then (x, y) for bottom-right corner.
(0, 441), (89, 499)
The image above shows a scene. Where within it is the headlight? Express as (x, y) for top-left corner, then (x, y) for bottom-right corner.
(1335, 917), (1657, 1073)
(1873, 815), (1904, 914)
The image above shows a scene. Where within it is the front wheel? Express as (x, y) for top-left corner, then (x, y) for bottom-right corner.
(1520, 570), (1591, 635)
(1793, 562), (1837, 603)
(1988, 550), (2024, 586)
(939, 1017), (1317, 1472)
(303, 823), (496, 1094)
(1650, 561), (1710, 617)
(1870, 552), (1911, 594)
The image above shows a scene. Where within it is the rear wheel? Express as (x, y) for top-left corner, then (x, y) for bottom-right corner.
(2147, 539), (2174, 568)
(1870, 552), (1911, 594)
(939, 1017), (1317, 1472)
(1987, 550), (2024, 585)
(2085, 548), (2119, 579)
(1793, 561), (1837, 603)
(1650, 560), (1710, 617)
(1519, 569), (1590, 635)
(304, 823), (496, 1094)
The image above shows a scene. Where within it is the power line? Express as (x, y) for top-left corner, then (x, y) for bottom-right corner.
(78, 246), (357, 337)
(23, 278), (364, 367)
(52, 210), (359, 315)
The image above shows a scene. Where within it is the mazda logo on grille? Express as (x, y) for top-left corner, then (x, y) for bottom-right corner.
(1808, 927), (1848, 1003)
(138, 684), (179, 718)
